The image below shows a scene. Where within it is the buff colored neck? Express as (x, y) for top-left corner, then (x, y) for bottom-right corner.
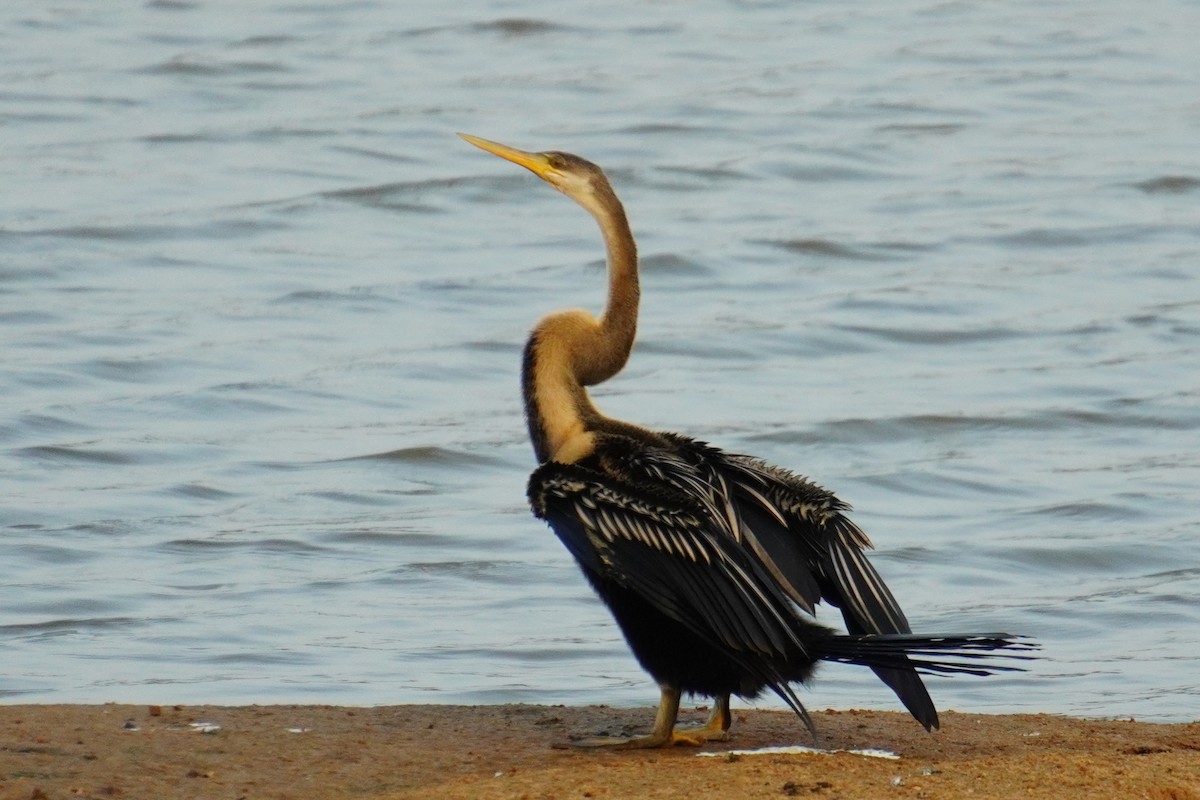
(524, 187), (639, 464)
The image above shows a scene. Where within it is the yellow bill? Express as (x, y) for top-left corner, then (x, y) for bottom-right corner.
(458, 133), (555, 179)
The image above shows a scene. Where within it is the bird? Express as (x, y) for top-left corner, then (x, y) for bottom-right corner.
(459, 133), (1035, 748)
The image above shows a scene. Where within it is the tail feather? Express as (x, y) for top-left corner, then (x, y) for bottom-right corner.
(818, 632), (1038, 678)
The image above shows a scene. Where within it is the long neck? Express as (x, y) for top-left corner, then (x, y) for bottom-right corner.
(523, 187), (639, 463)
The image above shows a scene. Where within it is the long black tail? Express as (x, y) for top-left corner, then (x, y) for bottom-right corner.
(818, 632), (1038, 677)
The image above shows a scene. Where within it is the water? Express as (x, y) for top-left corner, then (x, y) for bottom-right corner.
(3, 0), (1198, 722)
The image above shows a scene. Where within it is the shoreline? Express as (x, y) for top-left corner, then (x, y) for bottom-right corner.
(3, 703), (1197, 799)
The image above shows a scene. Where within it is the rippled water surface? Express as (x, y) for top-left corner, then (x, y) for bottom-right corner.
(3, 1), (1199, 722)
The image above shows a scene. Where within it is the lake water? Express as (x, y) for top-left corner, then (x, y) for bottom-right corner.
(2, 0), (1198, 723)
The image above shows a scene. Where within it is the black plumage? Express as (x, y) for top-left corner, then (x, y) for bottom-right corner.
(528, 426), (1028, 740)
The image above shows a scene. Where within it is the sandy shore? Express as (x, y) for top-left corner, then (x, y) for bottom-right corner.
(2, 703), (1197, 799)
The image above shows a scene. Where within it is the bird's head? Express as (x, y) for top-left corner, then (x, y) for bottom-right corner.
(458, 133), (616, 217)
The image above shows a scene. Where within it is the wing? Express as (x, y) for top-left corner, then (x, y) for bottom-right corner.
(709, 446), (947, 728)
(644, 435), (912, 635)
(528, 458), (841, 728)
(620, 435), (942, 729)
(529, 460), (816, 659)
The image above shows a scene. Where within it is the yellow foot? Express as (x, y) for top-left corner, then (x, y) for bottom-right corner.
(555, 689), (733, 750)
(675, 721), (730, 745)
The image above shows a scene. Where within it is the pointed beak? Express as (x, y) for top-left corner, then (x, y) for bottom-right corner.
(458, 133), (556, 180)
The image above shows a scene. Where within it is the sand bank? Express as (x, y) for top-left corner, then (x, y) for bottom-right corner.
(2, 703), (1196, 799)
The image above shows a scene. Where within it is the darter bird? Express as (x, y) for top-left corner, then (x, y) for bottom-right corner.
(459, 133), (1034, 748)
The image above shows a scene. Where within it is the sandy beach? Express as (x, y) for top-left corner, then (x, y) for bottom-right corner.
(2, 703), (1196, 799)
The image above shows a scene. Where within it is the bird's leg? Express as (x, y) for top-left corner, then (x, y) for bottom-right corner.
(570, 684), (696, 748)
(675, 693), (732, 743)
(569, 687), (732, 748)
(569, 684), (680, 748)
